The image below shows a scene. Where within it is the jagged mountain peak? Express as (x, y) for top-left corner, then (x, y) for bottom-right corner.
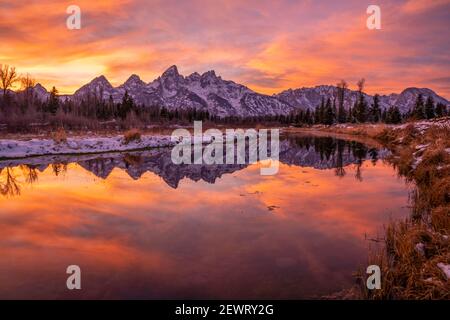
(201, 70), (217, 78)
(123, 74), (145, 87)
(73, 75), (114, 98)
(161, 65), (180, 78)
(186, 72), (201, 81)
(31, 83), (50, 100)
(91, 75), (111, 85)
(33, 83), (47, 92)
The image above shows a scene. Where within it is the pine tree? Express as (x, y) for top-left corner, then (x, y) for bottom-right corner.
(324, 98), (334, 125)
(336, 80), (348, 123)
(381, 109), (387, 122)
(370, 94), (381, 122)
(412, 94), (425, 119)
(46, 86), (59, 114)
(354, 78), (367, 123)
(347, 106), (353, 123)
(305, 109), (312, 125)
(118, 91), (135, 120)
(435, 102), (446, 118)
(387, 106), (402, 124)
(424, 96), (435, 119)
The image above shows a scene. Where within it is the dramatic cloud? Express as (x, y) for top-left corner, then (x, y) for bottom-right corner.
(1, 0), (449, 97)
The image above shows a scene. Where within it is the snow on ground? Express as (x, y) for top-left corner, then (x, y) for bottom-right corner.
(396, 117), (450, 133)
(437, 263), (450, 280)
(0, 134), (216, 159)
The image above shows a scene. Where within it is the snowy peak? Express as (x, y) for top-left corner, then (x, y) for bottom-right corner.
(122, 74), (145, 88)
(31, 83), (50, 100)
(73, 75), (114, 99)
(276, 85), (449, 114)
(90, 75), (112, 88)
(161, 65), (181, 79)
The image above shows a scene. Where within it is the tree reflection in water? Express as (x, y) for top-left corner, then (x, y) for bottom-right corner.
(0, 135), (386, 197)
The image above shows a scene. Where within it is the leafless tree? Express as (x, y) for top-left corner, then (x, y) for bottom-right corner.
(20, 73), (36, 106)
(357, 78), (365, 93)
(0, 167), (21, 197)
(0, 64), (19, 98)
(336, 80), (348, 103)
(336, 80), (348, 123)
(20, 165), (39, 184)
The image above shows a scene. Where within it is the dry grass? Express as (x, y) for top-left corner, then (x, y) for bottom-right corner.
(51, 127), (67, 144)
(300, 123), (391, 138)
(360, 121), (450, 300)
(362, 221), (449, 300)
(123, 128), (141, 144)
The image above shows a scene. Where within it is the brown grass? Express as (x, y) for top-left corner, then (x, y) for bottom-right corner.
(51, 127), (67, 144)
(123, 128), (141, 144)
(363, 221), (450, 300)
(362, 121), (450, 300)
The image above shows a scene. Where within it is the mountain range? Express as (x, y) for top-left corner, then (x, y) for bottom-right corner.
(28, 65), (450, 117)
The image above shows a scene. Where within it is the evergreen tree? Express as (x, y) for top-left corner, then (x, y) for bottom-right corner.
(412, 94), (425, 119)
(46, 86), (59, 114)
(332, 99), (337, 123)
(435, 102), (446, 118)
(336, 80), (348, 123)
(369, 94), (381, 122)
(386, 106), (402, 124)
(305, 109), (312, 125)
(424, 96), (435, 119)
(347, 106), (354, 123)
(118, 91), (135, 120)
(324, 98), (334, 125)
(381, 109), (387, 122)
(354, 78), (367, 123)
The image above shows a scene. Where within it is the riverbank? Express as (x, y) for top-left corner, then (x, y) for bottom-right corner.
(298, 118), (450, 299)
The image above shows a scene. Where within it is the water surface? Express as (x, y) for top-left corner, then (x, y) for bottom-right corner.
(0, 134), (410, 299)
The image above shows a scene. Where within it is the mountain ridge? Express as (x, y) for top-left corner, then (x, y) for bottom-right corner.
(29, 65), (449, 117)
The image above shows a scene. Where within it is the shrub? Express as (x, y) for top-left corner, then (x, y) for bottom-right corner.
(123, 128), (141, 144)
(52, 127), (67, 144)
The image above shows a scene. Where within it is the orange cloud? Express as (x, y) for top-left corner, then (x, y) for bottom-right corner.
(1, 0), (449, 97)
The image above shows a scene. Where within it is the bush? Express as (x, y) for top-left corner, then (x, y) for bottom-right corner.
(123, 128), (141, 144)
(52, 127), (67, 144)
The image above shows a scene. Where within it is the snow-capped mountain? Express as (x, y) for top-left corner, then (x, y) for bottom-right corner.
(67, 66), (295, 117)
(32, 65), (449, 116)
(275, 86), (449, 114)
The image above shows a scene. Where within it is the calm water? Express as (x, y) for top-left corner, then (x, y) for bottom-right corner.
(0, 134), (410, 299)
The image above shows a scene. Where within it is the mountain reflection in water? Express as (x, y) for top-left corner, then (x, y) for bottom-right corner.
(0, 134), (408, 299)
(0, 135), (388, 195)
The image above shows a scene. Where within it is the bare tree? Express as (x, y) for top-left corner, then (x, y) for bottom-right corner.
(357, 78), (365, 93)
(0, 167), (21, 197)
(336, 80), (348, 123)
(20, 73), (36, 106)
(0, 64), (19, 98)
(20, 165), (39, 184)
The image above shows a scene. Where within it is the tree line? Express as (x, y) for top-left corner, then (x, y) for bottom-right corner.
(288, 79), (447, 126)
(0, 65), (448, 132)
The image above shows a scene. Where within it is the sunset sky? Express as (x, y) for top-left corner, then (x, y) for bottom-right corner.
(1, 0), (449, 97)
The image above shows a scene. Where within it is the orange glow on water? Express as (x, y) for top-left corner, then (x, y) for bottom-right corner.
(0, 159), (409, 299)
